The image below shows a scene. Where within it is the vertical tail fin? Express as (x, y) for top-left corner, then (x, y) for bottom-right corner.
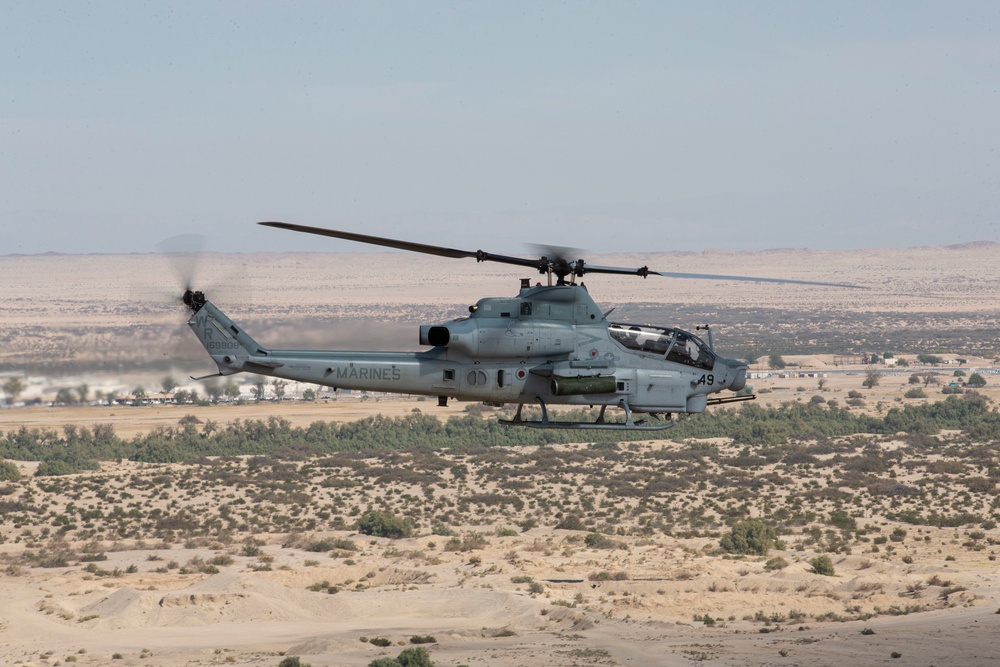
(187, 300), (273, 376)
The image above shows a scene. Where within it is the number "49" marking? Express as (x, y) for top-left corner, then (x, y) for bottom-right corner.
(697, 374), (715, 386)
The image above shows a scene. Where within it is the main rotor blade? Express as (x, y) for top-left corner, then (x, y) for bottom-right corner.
(649, 270), (863, 289)
(569, 263), (862, 287)
(259, 221), (478, 260)
(259, 221), (863, 288)
(259, 221), (547, 271)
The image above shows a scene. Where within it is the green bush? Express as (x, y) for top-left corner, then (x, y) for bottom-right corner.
(358, 510), (413, 539)
(827, 510), (857, 531)
(0, 459), (20, 482)
(35, 459), (98, 476)
(764, 556), (788, 571)
(809, 555), (836, 576)
(368, 646), (434, 667)
(554, 514), (586, 530)
(584, 532), (616, 549)
(720, 519), (778, 556)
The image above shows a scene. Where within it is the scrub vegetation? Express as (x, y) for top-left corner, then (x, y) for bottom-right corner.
(0, 393), (997, 627)
(3, 393), (999, 471)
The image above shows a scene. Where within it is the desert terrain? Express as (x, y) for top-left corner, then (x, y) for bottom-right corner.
(1, 244), (1000, 666)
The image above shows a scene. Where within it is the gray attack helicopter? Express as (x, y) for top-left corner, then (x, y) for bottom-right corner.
(182, 222), (857, 431)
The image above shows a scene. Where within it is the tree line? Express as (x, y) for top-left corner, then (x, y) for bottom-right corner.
(1, 394), (999, 474)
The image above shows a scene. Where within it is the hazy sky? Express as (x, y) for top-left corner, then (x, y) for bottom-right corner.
(2, 2), (998, 256)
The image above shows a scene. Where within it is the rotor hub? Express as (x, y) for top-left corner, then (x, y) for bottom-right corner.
(183, 289), (206, 313)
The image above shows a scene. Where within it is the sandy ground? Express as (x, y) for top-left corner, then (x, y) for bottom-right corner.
(2, 245), (1000, 666)
(2, 375), (1000, 667)
(0, 396), (469, 440)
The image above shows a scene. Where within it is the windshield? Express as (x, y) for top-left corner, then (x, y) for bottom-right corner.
(609, 323), (715, 370)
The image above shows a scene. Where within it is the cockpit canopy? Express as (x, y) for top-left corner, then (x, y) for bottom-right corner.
(608, 323), (715, 370)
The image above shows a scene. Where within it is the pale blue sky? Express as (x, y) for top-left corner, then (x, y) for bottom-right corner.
(2, 1), (998, 255)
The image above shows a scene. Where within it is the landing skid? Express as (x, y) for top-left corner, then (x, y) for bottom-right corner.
(499, 400), (675, 432)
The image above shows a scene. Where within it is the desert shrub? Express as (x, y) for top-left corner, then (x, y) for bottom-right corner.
(240, 540), (263, 557)
(584, 532), (617, 549)
(0, 460), (19, 482)
(764, 556), (788, 571)
(809, 555), (836, 576)
(368, 648), (434, 667)
(36, 460), (98, 476)
(331, 538), (357, 551)
(80, 552), (108, 562)
(965, 477), (995, 493)
(443, 532), (488, 552)
(827, 509), (857, 531)
(720, 519), (778, 556)
(409, 635), (436, 644)
(462, 493), (524, 512)
(369, 637), (392, 647)
(904, 388), (926, 399)
(555, 514), (586, 531)
(278, 658), (309, 667)
(305, 540), (336, 552)
(358, 510), (413, 539)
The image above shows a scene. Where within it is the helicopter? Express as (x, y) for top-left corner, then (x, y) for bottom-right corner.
(182, 222), (858, 431)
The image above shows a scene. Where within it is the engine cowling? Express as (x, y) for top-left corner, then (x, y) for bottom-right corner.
(419, 319), (575, 358)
